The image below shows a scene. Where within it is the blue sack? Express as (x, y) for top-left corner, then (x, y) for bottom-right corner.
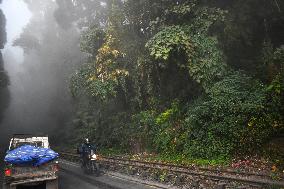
(4, 145), (59, 166)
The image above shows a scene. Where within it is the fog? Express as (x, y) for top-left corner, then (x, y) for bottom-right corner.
(0, 0), (85, 146)
(1, 0), (31, 63)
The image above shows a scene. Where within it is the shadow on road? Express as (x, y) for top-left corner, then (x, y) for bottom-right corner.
(17, 183), (46, 189)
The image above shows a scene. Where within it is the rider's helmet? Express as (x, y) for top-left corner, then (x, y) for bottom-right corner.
(84, 138), (90, 144)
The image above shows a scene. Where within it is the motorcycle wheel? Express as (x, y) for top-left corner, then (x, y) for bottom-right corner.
(80, 159), (84, 169)
(91, 161), (100, 176)
(95, 163), (100, 176)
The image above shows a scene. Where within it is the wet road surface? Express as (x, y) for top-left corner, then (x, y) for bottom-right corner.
(0, 159), (166, 189)
(59, 171), (100, 189)
(60, 160), (163, 189)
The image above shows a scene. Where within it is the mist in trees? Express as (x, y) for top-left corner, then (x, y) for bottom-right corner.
(0, 0), (282, 163)
(0, 0), (85, 145)
(67, 0), (284, 160)
(0, 0), (110, 147)
(0, 0), (10, 149)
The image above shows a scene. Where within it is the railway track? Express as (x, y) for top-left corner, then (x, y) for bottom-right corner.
(59, 152), (284, 188)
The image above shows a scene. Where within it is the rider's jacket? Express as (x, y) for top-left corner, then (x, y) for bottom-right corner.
(78, 143), (96, 156)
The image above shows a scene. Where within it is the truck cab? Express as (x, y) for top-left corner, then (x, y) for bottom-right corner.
(3, 134), (59, 189)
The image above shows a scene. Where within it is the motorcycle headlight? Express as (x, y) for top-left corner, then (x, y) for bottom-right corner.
(92, 154), (97, 159)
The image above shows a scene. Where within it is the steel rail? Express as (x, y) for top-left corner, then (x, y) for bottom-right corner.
(59, 152), (272, 178)
(104, 156), (271, 178)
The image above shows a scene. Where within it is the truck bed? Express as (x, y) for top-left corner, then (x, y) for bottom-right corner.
(4, 135), (59, 188)
(5, 162), (58, 185)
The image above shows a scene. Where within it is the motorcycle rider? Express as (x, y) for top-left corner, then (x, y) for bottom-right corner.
(78, 138), (97, 168)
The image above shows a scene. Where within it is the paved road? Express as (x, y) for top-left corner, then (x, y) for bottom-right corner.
(0, 159), (165, 189)
(0, 170), (101, 189)
(60, 160), (163, 189)
(59, 171), (100, 189)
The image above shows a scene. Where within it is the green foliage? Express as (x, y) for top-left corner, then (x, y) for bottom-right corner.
(183, 72), (271, 158)
(98, 112), (132, 149)
(71, 22), (129, 101)
(68, 0), (284, 164)
(127, 72), (277, 159)
(265, 47), (284, 131)
(130, 111), (157, 150)
(146, 6), (227, 89)
(0, 10), (6, 49)
(99, 148), (128, 157)
(0, 69), (9, 87)
(146, 101), (188, 155)
(155, 101), (179, 125)
(69, 110), (98, 145)
(217, 0), (284, 76)
(273, 47), (284, 67)
(149, 153), (229, 166)
(146, 25), (227, 89)
(86, 79), (117, 101)
(80, 27), (105, 56)
(188, 33), (226, 89)
(170, 4), (194, 16)
(70, 63), (117, 101)
(146, 26), (193, 60)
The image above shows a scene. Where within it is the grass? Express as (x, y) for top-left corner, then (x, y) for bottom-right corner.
(99, 148), (230, 167)
(146, 153), (230, 167)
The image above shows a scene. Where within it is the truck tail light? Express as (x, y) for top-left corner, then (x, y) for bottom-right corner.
(5, 169), (11, 177)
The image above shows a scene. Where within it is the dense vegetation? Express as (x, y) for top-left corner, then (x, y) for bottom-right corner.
(0, 1), (9, 123)
(64, 0), (284, 161)
(3, 0), (281, 165)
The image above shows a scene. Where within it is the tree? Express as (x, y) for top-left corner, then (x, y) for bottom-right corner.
(68, 0), (283, 158)
(0, 2), (10, 130)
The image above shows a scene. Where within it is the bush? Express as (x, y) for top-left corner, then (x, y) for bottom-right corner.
(182, 72), (273, 158)
(151, 101), (187, 154)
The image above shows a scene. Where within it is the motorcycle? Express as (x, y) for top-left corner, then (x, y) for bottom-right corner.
(81, 150), (100, 176)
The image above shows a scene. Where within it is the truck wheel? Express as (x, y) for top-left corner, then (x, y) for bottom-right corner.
(2, 184), (16, 189)
(46, 179), (58, 189)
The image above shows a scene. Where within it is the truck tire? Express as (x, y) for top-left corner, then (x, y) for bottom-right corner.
(46, 179), (58, 189)
(2, 184), (16, 189)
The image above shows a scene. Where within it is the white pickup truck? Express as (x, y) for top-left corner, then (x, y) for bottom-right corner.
(3, 134), (59, 189)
